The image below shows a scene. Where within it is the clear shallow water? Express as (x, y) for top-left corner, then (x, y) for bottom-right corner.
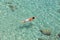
(0, 0), (60, 40)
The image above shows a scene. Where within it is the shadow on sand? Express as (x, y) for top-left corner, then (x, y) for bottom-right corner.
(15, 22), (33, 31)
(19, 23), (33, 29)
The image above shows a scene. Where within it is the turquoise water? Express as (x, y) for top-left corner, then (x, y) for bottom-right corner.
(0, 0), (60, 40)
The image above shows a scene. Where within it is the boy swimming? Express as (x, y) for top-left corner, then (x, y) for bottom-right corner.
(21, 17), (36, 23)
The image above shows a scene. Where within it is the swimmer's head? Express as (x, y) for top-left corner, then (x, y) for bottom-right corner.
(32, 17), (35, 19)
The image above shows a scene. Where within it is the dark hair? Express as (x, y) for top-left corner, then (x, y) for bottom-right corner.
(32, 17), (35, 19)
(58, 33), (60, 37)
